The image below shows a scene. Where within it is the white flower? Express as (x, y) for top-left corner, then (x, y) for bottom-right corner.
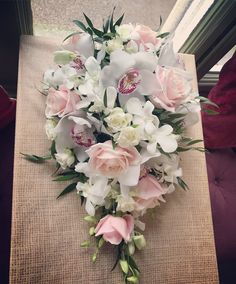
(116, 126), (141, 147)
(76, 176), (109, 216)
(126, 97), (178, 154)
(106, 37), (124, 54)
(116, 195), (136, 212)
(55, 149), (75, 169)
(104, 107), (132, 133)
(115, 24), (138, 42)
(45, 119), (57, 140)
(125, 40), (138, 53)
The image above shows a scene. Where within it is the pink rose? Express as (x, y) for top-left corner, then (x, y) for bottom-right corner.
(95, 214), (134, 245)
(151, 66), (192, 112)
(134, 24), (161, 50)
(134, 174), (166, 212)
(46, 85), (80, 117)
(86, 141), (141, 178)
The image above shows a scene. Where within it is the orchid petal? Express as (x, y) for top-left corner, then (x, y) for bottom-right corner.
(118, 165), (140, 186)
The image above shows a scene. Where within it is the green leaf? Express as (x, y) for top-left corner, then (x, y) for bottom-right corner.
(109, 6), (116, 33)
(83, 13), (103, 37)
(73, 20), (87, 32)
(186, 139), (203, 146)
(112, 139), (116, 150)
(53, 173), (79, 182)
(50, 140), (56, 159)
(21, 153), (51, 163)
(114, 13), (124, 27)
(57, 182), (77, 199)
(103, 89), (108, 107)
(196, 96), (219, 108)
(202, 108), (219, 115)
(128, 255), (140, 273)
(177, 177), (189, 190)
(103, 17), (110, 33)
(63, 31), (82, 42)
(156, 32), (170, 38)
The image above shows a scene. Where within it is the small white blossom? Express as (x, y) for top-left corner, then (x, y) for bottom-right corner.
(45, 119), (57, 140)
(104, 107), (132, 133)
(55, 149), (75, 169)
(116, 126), (141, 147)
(116, 195), (136, 212)
(106, 37), (124, 54)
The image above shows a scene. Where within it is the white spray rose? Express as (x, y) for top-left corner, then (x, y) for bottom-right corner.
(115, 24), (137, 41)
(106, 37), (124, 54)
(116, 126), (141, 147)
(116, 195), (136, 212)
(45, 119), (57, 140)
(104, 107), (132, 133)
(55, 149), (75, 169)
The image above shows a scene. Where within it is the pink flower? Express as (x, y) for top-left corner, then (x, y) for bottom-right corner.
(95, 215), (134, 245)
(46, 85), (80, 117)
(134, 174), (166, 212)
(150, 66), (192, 112)
(134, 24), (161, 50)
(86, 141), (141, 178)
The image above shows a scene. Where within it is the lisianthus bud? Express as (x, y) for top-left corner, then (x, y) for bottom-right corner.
(89, 227), (95, 236)
(119, 259), (129, 274)
(128, 241), (135, 255)
(45, 119), (57, 140)
(98, 238), (105, 249)
(133, 235), (146, 250)
(127, 276), (138, 283)
(84, 215), (97, 223)
(54, 50), (76, 65)
(80, 241), (90, 248)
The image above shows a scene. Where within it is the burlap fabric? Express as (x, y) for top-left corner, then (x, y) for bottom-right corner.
(10, 36), (219, 284)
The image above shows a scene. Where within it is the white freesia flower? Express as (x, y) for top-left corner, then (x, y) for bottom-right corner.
(104, 107), (132, 133)
(55, 149), (75, 169)
(43, 65), (78, 90)
(45, 119), (58, 140)
(76, 176), (110, 216)
(78, 56), (103, 103)
(126, 97), (178, 154)
(116, 126), (141, 147)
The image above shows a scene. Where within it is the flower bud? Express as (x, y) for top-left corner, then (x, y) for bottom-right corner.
(84, 215), (97, 224)
(89, 227), (95, 236)
(92, 252), (97, 262)
(128, 242), (135, 255)
(127, 275), (138, 283)
(80, 240), (90, 248)
(119, 259), (129, 274)
(133, 235), (146, 250)
(98, 237), (105, 249)
(54, 50), (76, 65)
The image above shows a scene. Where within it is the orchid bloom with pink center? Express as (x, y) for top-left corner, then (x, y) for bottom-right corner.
(100, 49), (158, 105)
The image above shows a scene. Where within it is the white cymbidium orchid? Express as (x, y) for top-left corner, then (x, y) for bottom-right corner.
(100, 49), (158, 105)
(54, 112), (98, 162)
(76, 176), (110, 216)
(126, 97), (178, 154)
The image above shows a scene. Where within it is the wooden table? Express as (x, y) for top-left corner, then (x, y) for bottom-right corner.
(10, 35), (219, 284)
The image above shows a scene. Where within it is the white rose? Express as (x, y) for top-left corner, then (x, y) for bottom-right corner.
(45, 119), (57, 140)
(116, 195), (136, 212)
(55, 149), (75, 169)
(104, 107), (132, 133)
(106, 37), (124, 54)
(115, 24), (135, 41)
(116, 126), (141, 147)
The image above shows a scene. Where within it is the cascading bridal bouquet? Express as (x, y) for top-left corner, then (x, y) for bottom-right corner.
(23, 10), (217, 284)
